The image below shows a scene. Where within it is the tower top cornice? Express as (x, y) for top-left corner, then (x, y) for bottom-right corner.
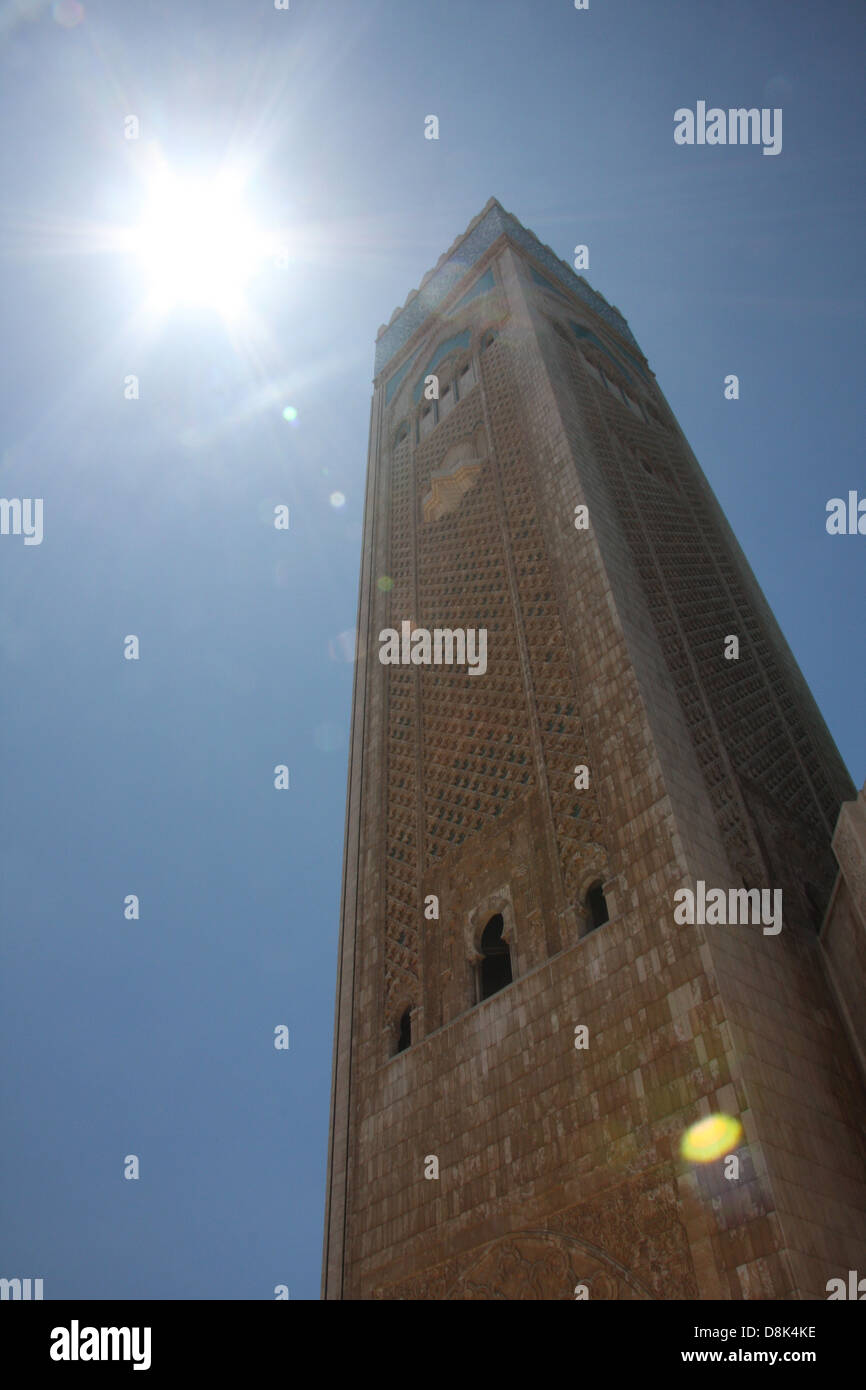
(374, 196), (637, 378)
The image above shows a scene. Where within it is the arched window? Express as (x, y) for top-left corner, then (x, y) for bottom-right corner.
(479, 913), (512, 1000)
(395, 1008), (412, 1054)
(584, 882), (609, 933)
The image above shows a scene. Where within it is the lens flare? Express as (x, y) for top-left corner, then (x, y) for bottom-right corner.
(680, 1113), (742, 1163)
(330, 491), (346, 508)
(53, 0), (85, 26)
(282, 406), (298, 422)
(377, 576), (394, 591)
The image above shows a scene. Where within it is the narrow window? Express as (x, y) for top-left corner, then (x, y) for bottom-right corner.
(395, 1008), (412, 1054)
(585, 882), (609, 933)
(479, 913), (512, 1000)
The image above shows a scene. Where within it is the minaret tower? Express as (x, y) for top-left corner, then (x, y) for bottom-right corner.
(323, 199), (866, 1300)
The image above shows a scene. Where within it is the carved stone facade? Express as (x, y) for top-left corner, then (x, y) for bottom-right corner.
(372, 1170), (696, 1300)
(323, 199), (866, 1300)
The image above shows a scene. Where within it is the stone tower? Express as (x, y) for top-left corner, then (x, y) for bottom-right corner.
(322, 198), (866, 1300)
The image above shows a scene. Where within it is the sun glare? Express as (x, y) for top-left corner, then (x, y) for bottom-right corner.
(130, 165), (270, 319)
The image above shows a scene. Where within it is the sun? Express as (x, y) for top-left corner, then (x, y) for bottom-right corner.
(130, 163), (271, 320)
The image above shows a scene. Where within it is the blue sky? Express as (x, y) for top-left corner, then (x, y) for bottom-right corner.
(1, 0), (863, 1300)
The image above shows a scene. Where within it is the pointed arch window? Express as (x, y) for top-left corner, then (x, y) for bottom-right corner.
(395, 1008), (412, 1054)
(479, 913), (512, 1000)
(584, 882), (609, 934)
